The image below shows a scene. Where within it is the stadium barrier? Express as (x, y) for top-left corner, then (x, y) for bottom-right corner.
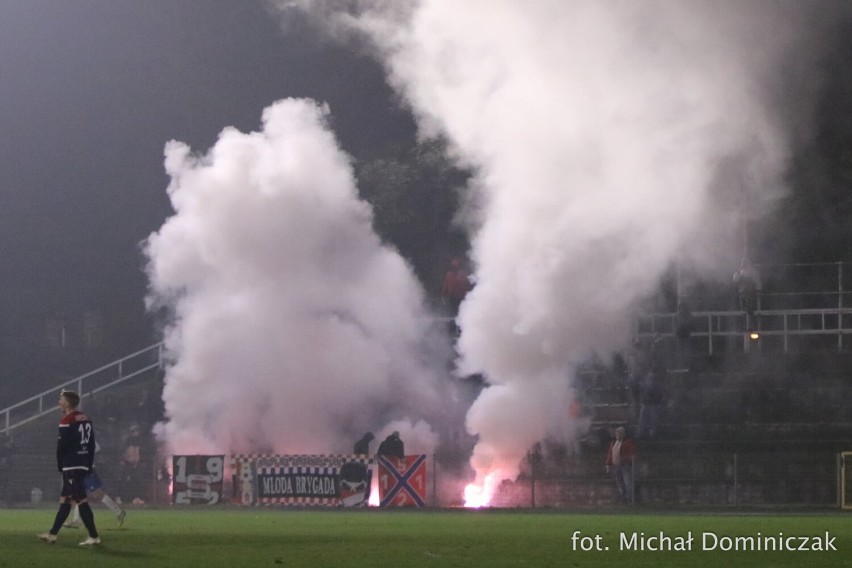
(70, 449), (846, 510)
(169, 454), (428, 508)
(428, 450), (844, 508)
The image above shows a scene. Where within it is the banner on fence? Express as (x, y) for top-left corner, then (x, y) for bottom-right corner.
(377, 454), (427, 507)
(172, 455), (225, 505)
(232, 454), (372, 507)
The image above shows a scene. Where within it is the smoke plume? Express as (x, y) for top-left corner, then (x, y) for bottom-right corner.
(272, 1), (840, 493)
(145, 98), (450, 457)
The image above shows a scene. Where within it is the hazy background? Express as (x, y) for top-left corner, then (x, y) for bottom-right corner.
(3, 1), (852, 489)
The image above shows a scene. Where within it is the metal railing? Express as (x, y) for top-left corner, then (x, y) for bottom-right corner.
(640, 260), (852, 353)
(0, 343), (163, 434)
(636, 307), (852, 354)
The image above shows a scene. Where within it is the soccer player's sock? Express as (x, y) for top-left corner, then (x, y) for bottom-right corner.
(72, 504), (81, 523)
(50, 502), (72, 534)
(78, 502), (99, 539)
(101, 494), (122, 516)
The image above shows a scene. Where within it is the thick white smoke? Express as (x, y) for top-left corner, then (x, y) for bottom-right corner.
(273, 1), (830, 494)
(145, 99), (449, 457)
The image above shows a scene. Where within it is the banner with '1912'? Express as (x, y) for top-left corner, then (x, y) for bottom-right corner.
(172, 455), (225, 505)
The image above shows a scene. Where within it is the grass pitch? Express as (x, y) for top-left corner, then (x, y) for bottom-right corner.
(2, 506), (851, 567)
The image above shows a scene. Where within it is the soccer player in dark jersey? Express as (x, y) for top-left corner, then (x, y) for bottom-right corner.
(37, 390), (101, 545)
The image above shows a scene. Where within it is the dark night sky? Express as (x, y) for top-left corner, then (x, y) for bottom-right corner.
(0, 0), (415, 318)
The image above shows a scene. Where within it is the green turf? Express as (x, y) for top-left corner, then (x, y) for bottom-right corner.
(2, 507), (851, 567)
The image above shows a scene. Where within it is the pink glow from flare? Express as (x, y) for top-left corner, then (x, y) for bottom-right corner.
(463, 472), (501, 508)
(369, 472), (380, 507)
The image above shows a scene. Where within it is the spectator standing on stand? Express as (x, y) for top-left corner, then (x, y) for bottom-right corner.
(605, 426), (636, 504)
(637, 335), (666, 439)
(117, 423), (145, 504)
(442, 258), (472, 316)
(354, 432), (374, 455)
(733, 256), (761, 329)
(377, 431), (405, 459)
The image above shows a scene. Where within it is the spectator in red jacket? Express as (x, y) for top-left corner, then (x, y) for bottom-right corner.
(442, 258), (471, 316)
(605, 426), (636, 504)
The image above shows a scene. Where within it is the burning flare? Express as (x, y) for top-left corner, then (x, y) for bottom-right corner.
(463, 472), (501, 508)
